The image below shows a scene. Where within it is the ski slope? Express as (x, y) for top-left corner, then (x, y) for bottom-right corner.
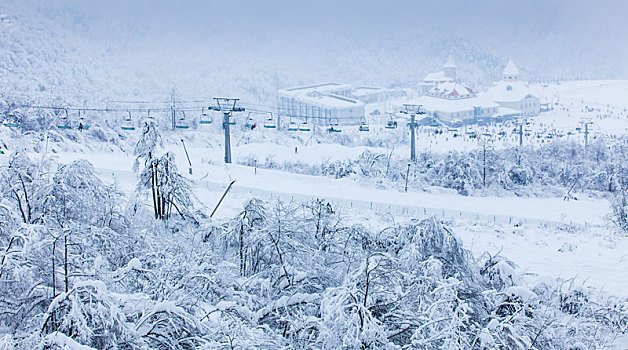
(56, 148), (608, 226)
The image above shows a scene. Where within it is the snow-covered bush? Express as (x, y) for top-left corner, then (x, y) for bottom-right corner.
(1, 151), (627, 348)
(40, 280), (141, 349)
(238, 138), (628, 199)
(610, 186), (628, 233)
(43, 159), (119, 227)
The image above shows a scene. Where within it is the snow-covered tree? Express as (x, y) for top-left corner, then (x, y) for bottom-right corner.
(134, 118), (193, 220)
(610, 185), (628, 233)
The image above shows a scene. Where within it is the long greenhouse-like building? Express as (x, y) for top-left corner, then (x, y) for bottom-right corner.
(278, 83), (365, 125)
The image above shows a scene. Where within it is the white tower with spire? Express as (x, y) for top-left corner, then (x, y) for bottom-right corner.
(443, 55), (456, 80)
(503, 59), (519, 81)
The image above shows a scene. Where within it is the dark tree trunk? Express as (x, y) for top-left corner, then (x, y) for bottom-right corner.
(151, 161), (159, 219)
(64, 235), (69, 293)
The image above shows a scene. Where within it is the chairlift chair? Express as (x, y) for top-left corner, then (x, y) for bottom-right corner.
(57, 109), (72, 129)
(199, 107), (213, 124)
(76, 110), (89, 131)
(121, 111), (135, 130)
(78, 117), (89, 131)
(359, 121), (370, 132)
(263, 116), (276, 129)
(385, 117), (398, 129)
(287, 120), (298, 131)
(327, 122), (341, 133)
(3, 113), (19, 127)
(175, 111), (189, 129)
(298, 121), (311, 132)
(244, 114), (257, 130)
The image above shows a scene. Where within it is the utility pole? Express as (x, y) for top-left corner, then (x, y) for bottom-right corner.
(404, 163), (411, 193)
(400, 104), (424, 162)
(170, 88), (176, 130)
(209, 98), (245, 164)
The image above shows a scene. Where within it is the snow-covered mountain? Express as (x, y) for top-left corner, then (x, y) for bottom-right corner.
(1, 0), (627, 104)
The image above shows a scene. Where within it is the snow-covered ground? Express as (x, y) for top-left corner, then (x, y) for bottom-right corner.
(2, 80), (628, 349)
(49, 139), (623, 294)
(30, 78), (625, 299)
(2, 80), (622, 300)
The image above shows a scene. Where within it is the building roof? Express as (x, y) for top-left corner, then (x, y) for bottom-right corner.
(295, 91), (365, 109)
(422, 71), (454, 83)
(279, 82), (353, 97)
(351, 86), (386, 97)
(410, 94), (498, 114)
(503, 59), (519, 77)
(484, 80), (535, 103)
(427, 82), (477, 99)
(443, 55), (456, 68)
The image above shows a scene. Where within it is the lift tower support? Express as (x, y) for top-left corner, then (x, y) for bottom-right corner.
(400, 104), (425, 162)
(209, 98), (245, 164)
(580, 119), (593, 150)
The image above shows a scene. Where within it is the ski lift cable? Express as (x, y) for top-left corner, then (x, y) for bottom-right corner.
(12, 100), (292, 114)
(8, 95), (298, 119)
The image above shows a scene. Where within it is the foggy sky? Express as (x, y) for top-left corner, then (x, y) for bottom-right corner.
(2, 0), (627, 101)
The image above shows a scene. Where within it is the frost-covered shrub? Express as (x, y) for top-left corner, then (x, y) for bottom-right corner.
(136, 301), (208, 349)
(134, 120), (194, 221)
(319, 283), (392, 349)
(87, 125), (119, 144)
(238, 138), (628, 199)
(610, 187), (628, 233)
(508, 165), (532, 186)
(434, 152), (482, 194)
(40, 280), (141, 349)
(44, 159), (119, 227)
(321, 159), (355, 178)
(1, 149), (627, 349)
(560, 289), (588, 315)
(400, 217), (470, 276)
(479, 253), (519, 290)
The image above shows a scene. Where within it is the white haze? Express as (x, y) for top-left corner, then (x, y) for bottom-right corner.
(1, 0), (627, 103)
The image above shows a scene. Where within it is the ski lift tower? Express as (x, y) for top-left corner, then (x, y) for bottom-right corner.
(400, 104), (424, 162)
(580, 119), (593, 150)
(515, 118), (528, 148)
(209, 98), (245, 164)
